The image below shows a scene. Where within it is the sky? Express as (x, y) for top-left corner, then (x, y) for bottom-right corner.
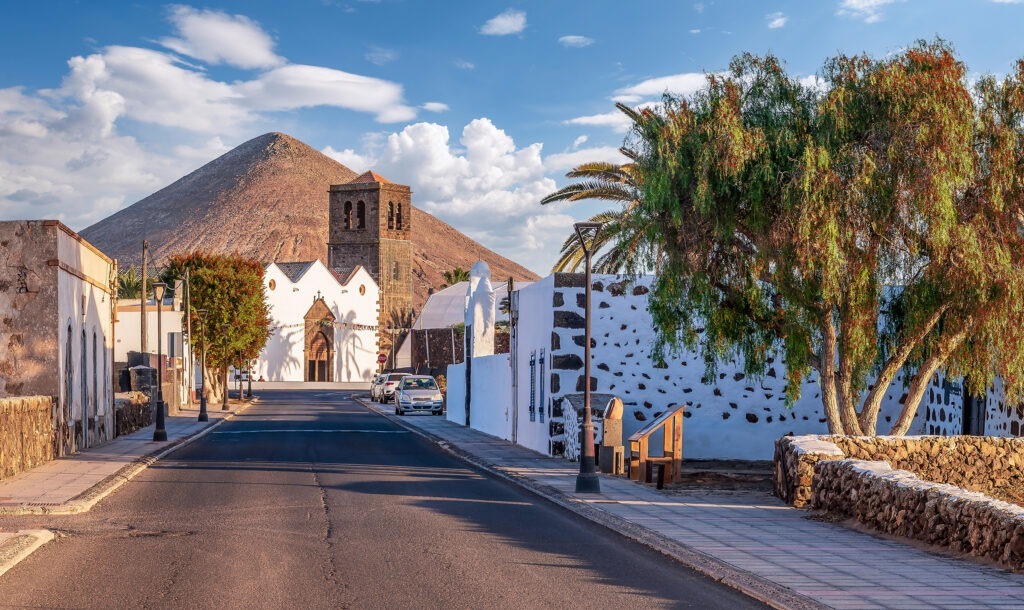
(1, 0), (1023, 275)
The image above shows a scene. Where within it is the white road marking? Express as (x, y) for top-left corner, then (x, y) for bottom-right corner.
(212, 429), (408, 434)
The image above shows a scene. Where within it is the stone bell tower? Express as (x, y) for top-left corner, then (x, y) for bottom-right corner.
(327, 171), (413, 328)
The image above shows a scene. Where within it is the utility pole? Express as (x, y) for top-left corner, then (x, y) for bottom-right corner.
(140, 240), (148, 356)
(184, 268), (192, 406)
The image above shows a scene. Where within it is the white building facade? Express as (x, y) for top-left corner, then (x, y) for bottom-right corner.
(255, 261), (380, 383)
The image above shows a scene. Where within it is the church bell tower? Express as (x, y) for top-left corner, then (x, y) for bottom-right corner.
(327, 171), (413, 329)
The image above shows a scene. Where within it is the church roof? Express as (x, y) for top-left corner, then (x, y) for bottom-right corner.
(270, 261), (316, 283)
(349, 170), (392, 184)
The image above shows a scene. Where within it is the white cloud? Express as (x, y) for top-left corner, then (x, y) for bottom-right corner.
(558, 35), (594, 48)
(545, 146), (629, 173)
(616, 72), (712, 98)
(365, 46), (398, 65)
(836, 0), (901, 23)
(799, 74), (827, 92)
(322, 146), (377, 173)
(351, 118), (567, 272)
(766, 12), (788, 28)
(454, 59), (475, 70)
(480, 9), (527, 35)
(160, 6), (283, 69)
(564, 110), (634, 133)
(240, 64), (417, 123)
(421, 102), (449, 113)
(694, 2), (705, 13)
(572, 135), (588, 149)
(689, 28), (701, 34)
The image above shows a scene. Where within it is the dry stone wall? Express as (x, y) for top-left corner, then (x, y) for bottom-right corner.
(114, 392), (152, 436)
(813, 459), (1024, 572)
(0, 395), (55, 481)
(775, 435), (1024, 507)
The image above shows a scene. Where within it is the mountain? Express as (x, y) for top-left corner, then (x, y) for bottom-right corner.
(80, 132), (540, 312)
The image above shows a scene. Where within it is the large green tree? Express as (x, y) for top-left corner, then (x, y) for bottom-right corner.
(163, 252), (272, 406)
(630, 41), (1024, 435)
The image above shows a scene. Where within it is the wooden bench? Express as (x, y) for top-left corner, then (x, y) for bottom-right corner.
(628, 404), (685, 485)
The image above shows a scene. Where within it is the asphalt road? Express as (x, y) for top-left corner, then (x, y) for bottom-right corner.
(0, 389), (766, 609)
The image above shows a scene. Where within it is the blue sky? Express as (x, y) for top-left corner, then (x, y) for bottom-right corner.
(1, 0), (1023, 274)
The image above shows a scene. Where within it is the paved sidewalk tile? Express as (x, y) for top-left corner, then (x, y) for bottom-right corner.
(371, 405), (1024, 610)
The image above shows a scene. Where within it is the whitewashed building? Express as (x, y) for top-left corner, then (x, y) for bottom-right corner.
(255, 261), (380, 383)
(114, 296), (191, 409)
(0, 220), (116, 454)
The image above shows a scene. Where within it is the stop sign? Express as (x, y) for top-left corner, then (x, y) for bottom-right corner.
(377, 353), (388, 364)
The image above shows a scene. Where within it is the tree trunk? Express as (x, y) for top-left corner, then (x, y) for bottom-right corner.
(819, 313), (845, 435)
(858, 304), (949, 434)
(205, 365), (223, 405)
(888, 325), (970, 436)
(836, 307), (863, 435)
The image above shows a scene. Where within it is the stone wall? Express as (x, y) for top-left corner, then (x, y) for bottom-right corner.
(0, 221), (59, 398)
(813, 459), (1024, 572)
(775, 435), (1024, 507)
(0, 395), (55, 481)
(114, 391), (152, 436)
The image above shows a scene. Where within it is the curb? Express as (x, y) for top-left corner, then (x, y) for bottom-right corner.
(0, 398), (259, 517)
(356, 396), (825, 610)
(0, 530), (54, 579)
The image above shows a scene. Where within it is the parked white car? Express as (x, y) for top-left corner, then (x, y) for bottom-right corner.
(376, 372), (409, 403)
(394, 375), (444, 416)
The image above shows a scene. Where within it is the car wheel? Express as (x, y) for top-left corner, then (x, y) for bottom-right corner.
(432, 410), (442, 416)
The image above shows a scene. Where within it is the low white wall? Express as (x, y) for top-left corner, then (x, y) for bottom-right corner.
(446, 362), (466, 425)
(468, 354), (512, 440)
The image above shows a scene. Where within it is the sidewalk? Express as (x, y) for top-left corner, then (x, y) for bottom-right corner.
(360, 398), (1024, 610)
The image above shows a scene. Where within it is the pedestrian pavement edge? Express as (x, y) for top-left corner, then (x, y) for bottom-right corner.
(0, 398), (260, 517)
(356, 397), (824, 610)
(0, 530), (54, 579)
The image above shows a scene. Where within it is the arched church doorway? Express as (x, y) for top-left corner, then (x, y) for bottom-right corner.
(304, 296), (336, 382)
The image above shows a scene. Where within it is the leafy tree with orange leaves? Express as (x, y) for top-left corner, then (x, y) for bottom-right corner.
(631, 40), (1024, 435)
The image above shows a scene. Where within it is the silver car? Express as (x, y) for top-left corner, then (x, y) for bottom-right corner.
(394, 375), (444, 416)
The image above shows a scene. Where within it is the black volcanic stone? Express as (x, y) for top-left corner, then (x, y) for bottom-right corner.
(552, 354), (583, 370)
(577, 293), (586, 308)
(599, 302), (610, 309)
(553, 310), (585, 329)
(722, 412), (731, 420)
(597, 363), (610, 371)
(634, 410), (647, 421)
(550, 375), (560, 394)
(575, 375), (597, 391)
(551, 332), (560, 350)
(746, 413), (759, 423)
(632, 285), (649, 296)
(553, 292), (564, 307)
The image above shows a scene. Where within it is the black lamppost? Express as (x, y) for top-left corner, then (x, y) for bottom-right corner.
(197, 309), (209, 422)
(152, 282), (168, 442)
(574, 221), (602, 494)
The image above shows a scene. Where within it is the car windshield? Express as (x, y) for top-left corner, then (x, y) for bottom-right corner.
(388, 375), (407, 382)
(402, 378), (437, 390)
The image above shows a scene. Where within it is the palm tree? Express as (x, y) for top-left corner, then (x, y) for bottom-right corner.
(542, 152), (661, 274)
(440, 267), (471, 288)
(117, 266), (143, 299)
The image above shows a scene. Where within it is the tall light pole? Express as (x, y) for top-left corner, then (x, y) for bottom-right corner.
(152, 282), (168, 442)
(197, 309), (209, 422)
(574, 222), (602, 494)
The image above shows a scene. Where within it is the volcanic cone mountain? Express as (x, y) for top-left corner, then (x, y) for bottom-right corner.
(81, 132), (539, 311)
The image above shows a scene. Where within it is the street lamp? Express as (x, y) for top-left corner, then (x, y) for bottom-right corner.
(573, 222), (603, 494)
(152, 282), (168, 442)
(197, 309), (209, 422)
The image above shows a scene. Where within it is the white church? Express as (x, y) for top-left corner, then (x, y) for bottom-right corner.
(253, 260), (380, 383)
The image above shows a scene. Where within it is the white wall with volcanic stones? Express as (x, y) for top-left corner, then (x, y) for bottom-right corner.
(531, 273), (942, 461)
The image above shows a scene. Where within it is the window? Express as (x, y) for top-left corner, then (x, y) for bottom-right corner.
(396, 203), (403, 230)
(92, 331), (98, 420)
(359, 284), (366, 296)
(539, 348), (546, 423)
(392, 261), (400, 281)
(343, 202), (352, 229)
(387, 202), (395, 230)
(529, 351), (536, 422)
(357, 201), (366, 229)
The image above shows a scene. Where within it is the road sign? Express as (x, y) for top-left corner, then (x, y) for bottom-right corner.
(378, 353), (388, 364)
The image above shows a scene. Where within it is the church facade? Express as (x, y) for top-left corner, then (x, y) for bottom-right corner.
(254, 261), (380, 383)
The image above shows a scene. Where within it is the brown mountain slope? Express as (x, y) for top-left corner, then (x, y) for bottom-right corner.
(80, 132), (539, 312)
